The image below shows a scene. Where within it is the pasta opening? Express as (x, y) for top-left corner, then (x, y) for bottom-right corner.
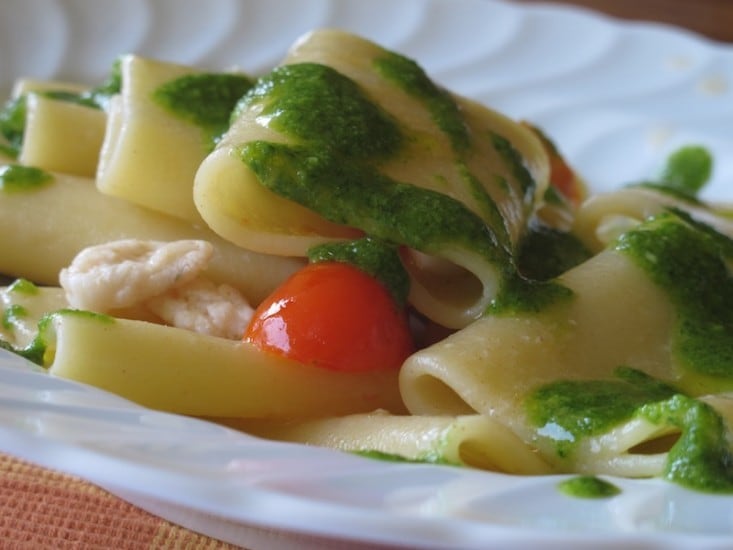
(410, 374), (475, 415)
(627, 431), (680, 455)
(403, 249), (484, 310)
(458, 438), (503, 472)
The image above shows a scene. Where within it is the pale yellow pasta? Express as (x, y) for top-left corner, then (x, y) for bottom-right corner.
(399, 245), (685, 476)
(0, 284), (67, 348)
(97, 55), (218, 223)
(222, 411), (553, 474)
(43, 311), (406, 418)
(573, 186), (733, 252)
(19, 93), (107, 177)
(11, 78), (88, 97)
(194, 29), (549, 328)
(0, 168), (303, 304)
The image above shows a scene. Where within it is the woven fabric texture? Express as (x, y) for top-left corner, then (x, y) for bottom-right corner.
(0, 452), (242, 550)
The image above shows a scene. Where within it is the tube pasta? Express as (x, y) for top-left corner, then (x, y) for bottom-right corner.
(399, 240), (688, 476)
(222, 411), (553, 475)
(0, 169), (303, 304)
(20, 93), (107, 177)
(42, 310), (405, 418)
(97, 56), (251, 223)
(0, 284), (67, 348)
(194, 29), (549, 328)
(573, 185), (733, 252)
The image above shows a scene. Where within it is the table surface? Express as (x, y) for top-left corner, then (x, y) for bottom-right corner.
(2, 1), (731, 549)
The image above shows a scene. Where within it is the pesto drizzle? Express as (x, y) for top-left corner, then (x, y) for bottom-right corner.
(557, 476), (621, 499)
(239, 64), (509, 253)
(242, 141), (507, 266)
(0, 308), (114, 367)
(527, 370), (733, 492)
(0, 164), (53, 192)
(152, 72), (254, 149)
(373, 51), (470, 152)
(2, 304), (27, 331)
(236, 62), (539, 309)
(7, 278), (39, 295)
(0, 96), (25, 158)
(516, 222), (591, 281)
(0, 57), (121, 158)
(639, 395), (733, 492)
(236, 63), (401, 158)
(526, 367), (678, 459)
(308, 237), (410, 306)
(614, 211), (733, 383)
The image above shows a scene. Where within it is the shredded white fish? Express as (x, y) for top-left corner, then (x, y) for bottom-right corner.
(60, 239), (253, 339)
(147, 278), (253, 340)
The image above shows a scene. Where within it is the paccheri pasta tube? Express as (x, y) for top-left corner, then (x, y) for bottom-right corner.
(194, 29), (550, 329)
(400, 211), (733, 486)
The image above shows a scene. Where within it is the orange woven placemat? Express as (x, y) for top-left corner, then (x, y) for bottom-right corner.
(0, 452), (242, 549)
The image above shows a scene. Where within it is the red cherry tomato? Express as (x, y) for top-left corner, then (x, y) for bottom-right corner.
(548, 153), (584, 206)
(244, 262), (414, 372)
(523, 121), (585, 206)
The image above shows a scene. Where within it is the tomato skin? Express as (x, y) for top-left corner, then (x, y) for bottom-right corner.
(522, 121), (585, 206)
(244, 262), (414, 372)
(549, 154), (583, 206)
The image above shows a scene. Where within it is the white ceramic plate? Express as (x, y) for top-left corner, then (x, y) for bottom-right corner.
(1, 1), (733, 548)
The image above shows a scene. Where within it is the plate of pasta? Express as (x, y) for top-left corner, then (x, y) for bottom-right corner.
(2, 0), (733, 548)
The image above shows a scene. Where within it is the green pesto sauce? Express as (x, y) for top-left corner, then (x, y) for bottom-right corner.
(308, 236), (410, 306)
(628, 146), (713, 204)
(1, 308), (115, 367)
(2, 304), (27, 331)
(0, 58), (121, 159)
(39, 57), (122, 112)
(526, 367), (678, 458)
(557, 476), (621, 499)
(0, 95), (26, 158)
(152, 72), (253, 149)
(527, 368), (733, 493)
(354, 449), (456, 466)
(241, 141), (507, 266)
(517, 222), (592, 281)
(487, 275), (574, 316)
(491, 132), (536, 205)
(84, 56), (123, 111)
(639, 394), (733, 492)
(614, 211), (733, 382)
(237, 61), (551, 314)
(8, 278), (39, 295)
(457, 161), (511, 252)
(0, 164), (53, 192)
(658, 145), (712, 198)
(373, 51), (469, 151)
(237, 63), (401, 158)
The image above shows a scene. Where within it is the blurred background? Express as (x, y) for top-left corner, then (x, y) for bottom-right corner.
(516, 0), (733, 43)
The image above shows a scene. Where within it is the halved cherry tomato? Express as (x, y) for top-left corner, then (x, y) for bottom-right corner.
(244, 262), (414, 372)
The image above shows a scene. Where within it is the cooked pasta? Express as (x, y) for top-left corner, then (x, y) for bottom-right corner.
(21, 93), (107, 177)
(1, 28), (732, 494)
(98, 55), (254, 223)
(223, 411), (553, 475)
(0, 169), (303, 304)
(194, 29), (550, 329)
